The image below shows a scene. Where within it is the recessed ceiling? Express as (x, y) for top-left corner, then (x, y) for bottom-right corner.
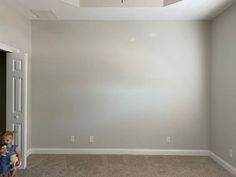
(79, 0), (165, 7)
(30, 10), (57, 19)
(60, 0), (79, 7)
(2, 0), (235, 20)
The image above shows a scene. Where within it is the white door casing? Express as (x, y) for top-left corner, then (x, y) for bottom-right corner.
(6, 53), (28, 169)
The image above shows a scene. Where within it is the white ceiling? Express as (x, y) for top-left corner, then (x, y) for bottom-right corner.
(2, 0), (235, 20)
(78, 0), (164, 7)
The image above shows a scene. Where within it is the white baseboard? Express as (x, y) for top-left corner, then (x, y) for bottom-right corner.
(210, 152), (236, 176)
(27, 148), (32, 157)
(28, 148), (210, 156)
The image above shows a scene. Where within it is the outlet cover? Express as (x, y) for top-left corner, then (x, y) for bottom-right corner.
(166, 136), (171, 143)
(70, 136), (75, 143)
(90, 136), (94, 143)
(229, 149), (233, 158)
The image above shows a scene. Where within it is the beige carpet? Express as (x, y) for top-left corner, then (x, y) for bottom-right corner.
(17, 155), (234, 177)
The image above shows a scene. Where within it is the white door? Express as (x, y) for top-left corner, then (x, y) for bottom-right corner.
(6, 53), (28, 169)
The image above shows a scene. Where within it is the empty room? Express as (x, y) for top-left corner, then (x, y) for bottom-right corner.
(0, 0), (236, 177)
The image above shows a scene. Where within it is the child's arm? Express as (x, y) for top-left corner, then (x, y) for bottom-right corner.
(0, 147), (5, 157)
(15, 147), (21, 166)
(0, 145), (7, 157)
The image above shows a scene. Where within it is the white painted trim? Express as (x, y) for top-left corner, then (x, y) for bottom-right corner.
(27, 148), (32, 157)
(30, 148), (210, 156)
(23, 54), (28, 169)
(210, 152), (236, 176)
(0, 42), (20, 53)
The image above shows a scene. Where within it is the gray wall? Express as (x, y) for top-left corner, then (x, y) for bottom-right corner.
(0, 1), (31, 149)
(0, 2), (31, 54)
(32, 21), (211, 149)
(211, 4), (236, 167)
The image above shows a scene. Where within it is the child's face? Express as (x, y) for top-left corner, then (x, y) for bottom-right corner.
(2, 135), (13, 146)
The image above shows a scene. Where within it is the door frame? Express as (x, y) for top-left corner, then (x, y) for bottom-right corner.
(0, 42), (20, 53)
(0, 42), (28, 169)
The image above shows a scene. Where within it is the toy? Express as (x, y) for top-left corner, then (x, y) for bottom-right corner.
(0, 143), (8, 156)
(10, 154), (19, 167)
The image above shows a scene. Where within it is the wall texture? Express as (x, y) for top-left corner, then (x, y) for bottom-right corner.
(0, 2), (31, 54)
(211, 4), (236, 167)
(32, 21), (211, 150)
(0, 1), (31, 149)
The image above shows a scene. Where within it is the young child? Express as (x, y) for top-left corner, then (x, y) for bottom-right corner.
(0, 131), (21, 177)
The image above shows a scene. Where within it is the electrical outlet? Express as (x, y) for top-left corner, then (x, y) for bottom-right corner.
(90, 136), (94, 143)
(166, 136), (171, 143)
(229, 149), (233, 158)
(70, 136), (75, 143)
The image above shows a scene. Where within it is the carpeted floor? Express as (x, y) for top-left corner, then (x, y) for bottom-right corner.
(17, 155), (234, 177)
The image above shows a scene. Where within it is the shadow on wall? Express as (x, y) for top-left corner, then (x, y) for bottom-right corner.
(0, 50), (6, 132)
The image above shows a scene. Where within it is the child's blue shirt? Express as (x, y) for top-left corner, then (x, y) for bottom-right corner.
(0, 145), (17, 175)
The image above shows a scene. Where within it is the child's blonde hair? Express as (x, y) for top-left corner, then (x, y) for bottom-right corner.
(1, 131), (14, 139)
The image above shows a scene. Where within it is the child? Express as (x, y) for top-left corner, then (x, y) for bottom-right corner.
(0, 131), (21, 177)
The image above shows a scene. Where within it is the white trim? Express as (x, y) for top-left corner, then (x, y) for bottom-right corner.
(0, 42), (20, 53)
(27, 148), (32, 157)
(23, 54), (28, 169)
(30, 148), (210, 156)
(210, 152), (236, 176)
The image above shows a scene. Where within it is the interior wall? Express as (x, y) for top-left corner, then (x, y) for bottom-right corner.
(0, 50), (6, 132)
(32, 21), (211, 149)
(0, 1), (31, 149)
(211, 3), (236, 167)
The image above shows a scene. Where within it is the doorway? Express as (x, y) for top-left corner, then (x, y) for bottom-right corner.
(0, 42), (28, 168)
(0, 50), (6, 132)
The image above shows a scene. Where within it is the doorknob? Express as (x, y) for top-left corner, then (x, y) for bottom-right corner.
(14, 115), (20, 119)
